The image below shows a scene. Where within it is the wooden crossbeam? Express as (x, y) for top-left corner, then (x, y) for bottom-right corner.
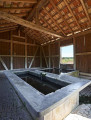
(29, 47), (39, 68)
(64, 0), (82, 31)
(0, 57), (8, 70)
(80, 0), (91, 26)
(1, 0), (37, 3)
(27, 0), (48, 21)
(43, 8), (66, 36)
(0, 7), (32, 11)
(0, 11), (62, 38)
(0, 23), (17, 27)
(0, 26), (18, 32)
(49, 0), (73, 33)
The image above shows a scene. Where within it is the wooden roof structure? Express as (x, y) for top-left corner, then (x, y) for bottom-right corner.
(0, 0), (91, 45)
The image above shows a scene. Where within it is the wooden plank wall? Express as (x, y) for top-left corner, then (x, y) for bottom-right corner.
(0, 30), (40, 70)
(42, 41), (60, 68)
(75, 32), (91, 73)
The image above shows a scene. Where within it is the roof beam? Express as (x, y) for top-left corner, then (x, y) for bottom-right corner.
(0, 7), (32, 11)
(64, 0), (82, 31)
(1, 0), (37, 3)
(80, 0), (91, 26)
(0, 11), (62, 38)
(49, 0), (73, 33)
(27, 0), (48, 21)
(0, 23), (17, 27)
(43, 8), (66, 36)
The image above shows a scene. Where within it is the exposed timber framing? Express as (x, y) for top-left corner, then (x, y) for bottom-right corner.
(12, 35), (25, 40)
(1, 0), (37, 3)
(43, 8), (66, 36)
(49, 43), (51, 68)
(0, 39), (39, 46)
(0, 11), (62, 38)
(40, 47), (42, 68)
(0, 57), (8, 70)
(64, 0), (82, 31)
(80, 0), (91, 26)
(41, 46), (48, 68)
(25, 35), (27, 69)
(0, 7), (32, 11)
(42, 28), (91, 45)
(0, 26), (18, 33)
(49, 0), (73, 33)
(58, 41), (60, 69)
(10, 31), (13, 70)
(73, 36), (76, 70)
(29, 46), (39, 68)
(76, 52), (91, 56)
(27, 0), (48, 21)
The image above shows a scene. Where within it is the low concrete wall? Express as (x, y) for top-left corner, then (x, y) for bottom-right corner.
(4, 69), (91, 120)
(44, 92), (79, 120)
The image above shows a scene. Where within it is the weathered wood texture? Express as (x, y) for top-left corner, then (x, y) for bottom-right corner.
(75, 32), (91, 73)
(42, 41), (60, 68)
(0, 30), (40, 70)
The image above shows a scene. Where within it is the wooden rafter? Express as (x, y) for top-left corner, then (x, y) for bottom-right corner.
(43, 8), (66, 36)
(80, 0), (91, 26)
(0, 11), (62, 38)
(1, 0), (37, 3)
(64, 0), (82, 31)
(49, 0), (73, 33)
(27, 0), (48, 21)
(40, 15), (54, 31)
(0, 7), (32, 11)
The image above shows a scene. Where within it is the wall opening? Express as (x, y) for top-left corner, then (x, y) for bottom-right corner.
(60, 45), (74, 64)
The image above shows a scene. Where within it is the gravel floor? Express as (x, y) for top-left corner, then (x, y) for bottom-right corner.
(65, 84), (91, 120)
(0, 72), (33, 120)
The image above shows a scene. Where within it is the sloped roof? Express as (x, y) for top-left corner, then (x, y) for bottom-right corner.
(0, 0), (91, 44)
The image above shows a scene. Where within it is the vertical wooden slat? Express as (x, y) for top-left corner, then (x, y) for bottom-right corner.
(73, 36), (76, 70)
(58, 41), (60, 69)
(25, 34), (27, 69)
(10, 31), (13, 70)
(49, 43), (51, 68)
(40, 46), (42, 68)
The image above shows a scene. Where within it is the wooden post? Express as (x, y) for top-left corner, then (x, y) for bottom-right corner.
(58, 41), (60, 69)
(73, 36), (76, 70)
(40, 46), (42, 68)
(49, 43), (51, 68)
(10, 31), (13, 70)
(25, 34), (27, 69)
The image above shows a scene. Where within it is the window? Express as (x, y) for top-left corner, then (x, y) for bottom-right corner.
(60, 45), (74, 64)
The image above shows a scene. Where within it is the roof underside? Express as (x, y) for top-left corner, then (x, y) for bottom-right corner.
(0, 0), (91, 45)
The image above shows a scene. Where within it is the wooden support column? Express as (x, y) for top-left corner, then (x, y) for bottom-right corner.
(40, 46), (42, 68)
(73, 36), (76, 70)
(25, 35), (27, 69)
(49, 44), (51, 68)
(58, 41), (61, 69)
(10, 31), (13, 70)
